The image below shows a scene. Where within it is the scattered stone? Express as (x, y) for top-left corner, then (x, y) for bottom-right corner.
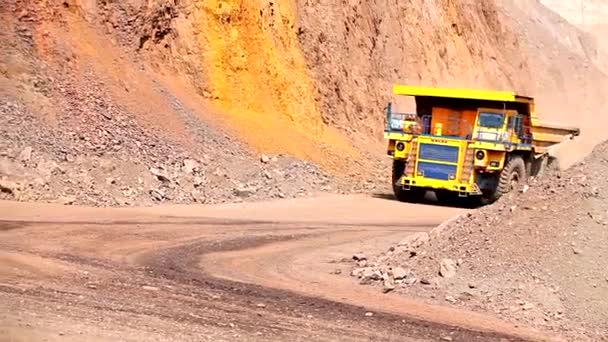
(149, 189), (164, 201)
(420, 278), (431, 285)
(142, 285), (160, 291)
(234, 186), (256, 198)
(36, 160), (61, 177)
(256, 303), (266, 308)
(383, 276), (396, 293)
(332, 269), (342, 275)
(212, 168), (225, 177)
(441, 336), (453, 341)
(31, 177), (46, 187)
(404, 277), (417, 285)
(391, 266), (408, 280)
(182, 159), (200, 174)
(350, 267), (366, 278)
(352, 253), (367, 261)
(439, 258), (458, 278)
(260, 154), (270, 163)
(445, 295), (457, 303)
(18, 146), (33, 162)
(263, 170), (273, 180)
(572, 248), (582, 255)
(100, 111), (113, 120)
(150, 167), (170, 182)
(193, 176), (205, 187)
(364, 312), (374, 317)
(522, 302), (535, 311)
(357, 259), (368, 268)
(360, 268), (382, 284)
(58, 196), (76, 205)
(399, 232), (430, 248)
(0, 180), (18, 194)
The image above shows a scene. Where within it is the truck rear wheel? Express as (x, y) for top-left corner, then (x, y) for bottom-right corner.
(482, 156), (526, 203)
(392, 160), (425, 202)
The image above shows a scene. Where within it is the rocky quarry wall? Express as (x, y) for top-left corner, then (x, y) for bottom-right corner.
(1, 0), (607, 206)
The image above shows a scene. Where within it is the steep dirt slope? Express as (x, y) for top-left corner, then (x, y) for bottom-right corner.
(54, 0), (608, 161)
(541, 0), (608, 72)
(296, 0), (527, 136)
(296, 0), (608, 167)
(350, 141), (608, 340)
(0, 1), (356, 207)
(71, 0), (361, 169)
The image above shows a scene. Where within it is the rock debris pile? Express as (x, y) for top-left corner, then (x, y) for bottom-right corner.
(351, 142), (608, 340)
(0, 100), (342, 207)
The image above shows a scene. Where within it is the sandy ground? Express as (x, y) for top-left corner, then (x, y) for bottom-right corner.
(0, 195), (559, 341)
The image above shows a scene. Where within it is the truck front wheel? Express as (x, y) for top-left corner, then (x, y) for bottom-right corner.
(482, 156), (526, 203)
(392, 160), (425, 202)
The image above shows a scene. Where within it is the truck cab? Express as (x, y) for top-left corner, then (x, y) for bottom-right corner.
(385, 85), (579, 204)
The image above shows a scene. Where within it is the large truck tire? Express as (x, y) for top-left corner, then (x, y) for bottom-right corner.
(392, 160), (425, 202)
(482, 156), (526, 203)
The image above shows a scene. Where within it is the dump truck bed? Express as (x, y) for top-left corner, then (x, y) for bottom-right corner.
(392, 85), (580, 154)
(529, 118), (580, 153)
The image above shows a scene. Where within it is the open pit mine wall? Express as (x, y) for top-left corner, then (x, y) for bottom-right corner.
(70, 0), (608, 166)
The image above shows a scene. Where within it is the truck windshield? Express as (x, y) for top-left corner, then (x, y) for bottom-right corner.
(478, 112), (505, 129)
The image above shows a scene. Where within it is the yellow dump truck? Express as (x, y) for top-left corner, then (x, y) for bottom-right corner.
(385, 85), (580, 204)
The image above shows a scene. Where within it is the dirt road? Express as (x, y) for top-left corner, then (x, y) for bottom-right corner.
(1, 195), (552, 341)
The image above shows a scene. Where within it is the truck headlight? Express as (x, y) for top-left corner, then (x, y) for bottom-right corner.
(475, 151), (486, 160)
(396, 142), (405, 151)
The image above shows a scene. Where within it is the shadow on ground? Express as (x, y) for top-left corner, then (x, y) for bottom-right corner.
(372, 192), (482, 209)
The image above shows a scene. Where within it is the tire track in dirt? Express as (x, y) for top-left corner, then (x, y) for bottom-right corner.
(140, 233), (526, 342)
(0, 197), (553, 341)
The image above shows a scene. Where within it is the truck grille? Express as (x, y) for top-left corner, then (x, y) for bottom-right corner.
(416, 143), (459, 181)
(419, 144), (459, 163)
(417, 162), (457, 181)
